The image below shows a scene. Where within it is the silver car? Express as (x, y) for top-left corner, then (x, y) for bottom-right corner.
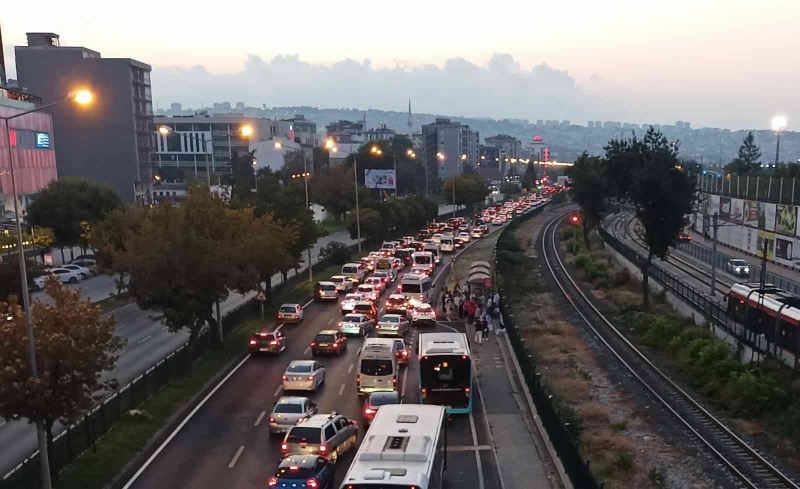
(330, 275), (354, 293)
(338, 313), (373, 337)
(375, 314), (409, 337)
(281, 413), (359, 462)
(340, 293), (364, 315)
(269, 396), (317, 435)
(726, 259), (751, 277)
(282, 360), (325, 392)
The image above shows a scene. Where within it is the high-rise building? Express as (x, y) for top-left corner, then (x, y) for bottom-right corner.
(0, 86), (57, 217)
(421, 118), (478, 180)
(14, 32), (153, 202)
(365, 123), (396, 142)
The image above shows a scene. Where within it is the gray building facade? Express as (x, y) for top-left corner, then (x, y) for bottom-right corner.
(421, 118), (478, 180)
(15, 32), (153, 202)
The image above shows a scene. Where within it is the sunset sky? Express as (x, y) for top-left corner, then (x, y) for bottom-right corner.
(3, 0), (798, 129)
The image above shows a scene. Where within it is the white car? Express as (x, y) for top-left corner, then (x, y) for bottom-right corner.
(409, 303), (437, 326)
(330, 275), (354, 293)
(457, 232), (471, 243)
(491, 217), (503, 225)
(364, 277), (386, 294)
(282, 360), (325, 392)
(277, 303), (304, 324)
(44, 268), (83, 285)
(338, 313), (374, 337)
(268, 396), (317, 435)
(60, 264), (92, 280)
(341, 293), (365, 315)
(356, 284), (380, 303)
(376, 314), (410, 337)
(470, 228), (483, 239)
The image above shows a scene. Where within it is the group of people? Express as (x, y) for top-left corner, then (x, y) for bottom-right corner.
(440, 284), (503, 346)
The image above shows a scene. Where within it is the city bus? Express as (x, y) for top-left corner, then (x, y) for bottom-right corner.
(418, 332), (472, 414)
(339, 404), (447, 489)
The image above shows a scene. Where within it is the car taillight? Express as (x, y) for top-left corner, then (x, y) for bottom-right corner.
(357, 375), (361, 386)
(310, 341), (316, 346)
(306, 479), (318, 488)
(249, 340), (257, 345)
(282, 375), (288, 381)
(464, 387), (471, 395)
(421, 387), (427, 398)
(364, 407), (376, 415)
(319, 445), (327, 453)
(269, 340), (278, 345)
(393, 376), (397, 385)
(401, 350), (409, 357)
(268, 476), (278, 487)
(307, 376), (314, 380)
(269, 416), (276, 423)
(281, 443), (288, 451)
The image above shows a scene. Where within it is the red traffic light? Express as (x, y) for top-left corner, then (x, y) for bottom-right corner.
(569, 213), (581, 225)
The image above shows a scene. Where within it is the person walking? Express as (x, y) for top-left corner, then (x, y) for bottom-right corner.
(441, 286), (450, 309)
(445, 299), (455, 321)
(454, 293), (463, 319)
(474, 317), (484, 345)
(481, 313), (490, 340)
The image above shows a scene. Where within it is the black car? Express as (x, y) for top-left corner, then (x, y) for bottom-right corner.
(248, 330), (286, 354)
(268, 455), (335, 489)
(311, 330), (348, 355)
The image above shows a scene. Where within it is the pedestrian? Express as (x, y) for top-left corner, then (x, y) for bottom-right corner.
(493, 290), (501, 308)
(454, 293), (463, 319)
(474, 305), (482, 325)
(441, 286), (450, 308)
(464, 299), (475, 324)
(453, 283), (461, 296)
(445, 300), (455, 321)
(474, 318), (484, 345)
(485, 308), (495, 335)
(492, 305), (502, 334)
(481, 314), (490, 340)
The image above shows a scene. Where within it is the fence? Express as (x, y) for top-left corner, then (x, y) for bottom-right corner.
(494, 205), (604, 489)
(700, 173), (800, 205)
(0, 248), (348, 489)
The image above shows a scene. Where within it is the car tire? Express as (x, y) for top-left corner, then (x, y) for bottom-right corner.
(68, 277), (78, 284)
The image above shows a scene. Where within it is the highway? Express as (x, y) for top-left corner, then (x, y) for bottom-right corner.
(122, 228), (507, 489)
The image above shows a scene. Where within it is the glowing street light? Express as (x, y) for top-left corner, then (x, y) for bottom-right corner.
(240, 124), (254, 138)
(771, 114), (788, 165)
(324, 137), (336, 150)
(157, 125), (171, 136)
(274, 141), (282, 149)
(71, 88), (94, 106)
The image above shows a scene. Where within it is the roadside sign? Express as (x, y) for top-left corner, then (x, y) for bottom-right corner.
(256, 292), (267, 302)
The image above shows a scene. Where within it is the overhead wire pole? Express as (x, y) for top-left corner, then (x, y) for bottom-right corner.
(354, 154), (362, 253)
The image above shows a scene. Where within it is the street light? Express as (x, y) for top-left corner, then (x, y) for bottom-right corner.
(370, 144), (397, 197)
(451, 154), (467, 219)
(1, 87), (94, 489)
(240, 124), (254, 138)
(292, 170), (313, 282)
(771, 115), (788, 166)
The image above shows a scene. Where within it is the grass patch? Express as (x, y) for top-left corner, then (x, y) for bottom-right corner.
(56, 263), (344, 489)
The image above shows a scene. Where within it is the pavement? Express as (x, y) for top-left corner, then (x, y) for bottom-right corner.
(0, 230), (359, 478)
(118, 220), (542, 489)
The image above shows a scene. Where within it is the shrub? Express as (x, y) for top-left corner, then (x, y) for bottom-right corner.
(610, 450), (634, 472)
(318, 241), (352, 265)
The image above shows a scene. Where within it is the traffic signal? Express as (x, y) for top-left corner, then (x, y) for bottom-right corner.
(543, 147), (550, 162)
(569, 213), (581, 225)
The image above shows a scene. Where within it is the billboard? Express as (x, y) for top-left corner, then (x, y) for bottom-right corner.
(364, 169), (396, 189)
(775, 204), (796, 236)
(743, 200), (759, 226)
(775, 237), (794, 261)
(757, 230), (775, 259)
(759, 202), (776, 231)
(730, 198), (744, 224)
(719, 197), (731, 219)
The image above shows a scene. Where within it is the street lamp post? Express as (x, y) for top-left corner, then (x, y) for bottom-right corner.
(353, 154), (362, 252)
(291, 167), (312, 282)
(771, 115), (788, 166)
(1, 88), (93, 489)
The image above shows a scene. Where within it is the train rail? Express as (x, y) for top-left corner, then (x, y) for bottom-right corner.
(542, 211), (800, 489)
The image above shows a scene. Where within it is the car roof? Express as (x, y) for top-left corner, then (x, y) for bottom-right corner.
(253, 330), (277, 337)
(275, 396), (310, 405)
(387, 294), (406, 300)
(281, 303), (300, 307)
(344, 313), (368, 320)
(380, 314), (403, 320)
(278, 454), (322, 469)
(368, 391), (400, 403)
(316, 329), (340, 335)
(301, 413), (342, 427)
(288, 360), (316, 368)
(353, 301), (374, 306)
(317, 281), (335, 286)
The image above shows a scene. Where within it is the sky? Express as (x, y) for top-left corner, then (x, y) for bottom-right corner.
(2, 0), (799, 130)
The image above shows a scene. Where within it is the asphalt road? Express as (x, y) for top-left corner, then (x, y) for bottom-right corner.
(0, 231), (358, 478)
(122, 226), (510, 489)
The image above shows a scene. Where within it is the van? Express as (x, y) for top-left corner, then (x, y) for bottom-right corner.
(357, 339), (399, 395)
(381, 241), (399, 253)
(341, 263), (366, 284)
(439, 235), (455, 253)
(412, 251), (435, 274)
(423, 243), (441, 264)
(400, 273), (432, 304)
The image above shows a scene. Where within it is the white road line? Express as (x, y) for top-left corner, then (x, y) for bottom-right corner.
(470, 406), (485, 489)
(327, 318), (333, 325)
(254, 411), (266, 427)
(121, 354), (251, 489)
(227, 445), (245, 469)
(448, 445), (493, 452)
(273, 384), (283, 398)
(303, 346), (311, 356)
(274, 323), (285, 332)
(137, 335), (152, 344)
(338, 384), (345, 396)
(347, 363), (354, 374)
(356, 347), (362, 356)
(302, 298), (314, 308)
(400, 359), (410, 398)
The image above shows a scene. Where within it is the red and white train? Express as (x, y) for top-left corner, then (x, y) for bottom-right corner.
(728, 282), (800, 355)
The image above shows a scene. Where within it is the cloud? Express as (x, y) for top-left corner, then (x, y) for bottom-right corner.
(151, 53), (609, 122)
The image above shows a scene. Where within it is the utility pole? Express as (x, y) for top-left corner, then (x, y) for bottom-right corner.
(354, 155), (362, 252)
(710, 214), (718, 296)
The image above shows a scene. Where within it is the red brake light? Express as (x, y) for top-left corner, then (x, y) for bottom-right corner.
(421, 387), (427, 398)
(319, 445), (327, 453)
(310, 341), (316, 346)
(393, 376), (397, 385)
(281, 443), (288, 451)
(269, 416), (276, 423)
(249, 340), (257, 345)
(307, 376), (314, 380)
(282, 375), (288, 381)
(306, 479), (318, 488)
(464, 387), (471, 395)
(357, 375), (361, 386)
(364, 407), (376, 415)
(269, 340), (278, 345)
(268, 476), (278, 487)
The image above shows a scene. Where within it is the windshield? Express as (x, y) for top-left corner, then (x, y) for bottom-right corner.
(420, 355), (471, 388)
(276, 466), (315, 479)
(358, 286), (373, 293)
(381, 316), (400, 323)
(361, 359), (393, 376)
(343, 266), (358, 274)
(331, 277), (344, 283)
(402, 283), (422, 294)
(280, 306), (296, 313)
(320, 284), (335, 291)
(273, 403), (304, 414)
(287, 364), (312, 373)
(369, 392), (400, 406)
(414, 255), (432, 265)
(316, 334), (336, 343)
(731, 260), (748, 266)
(354, 304), (373, 314)
(286, 427), (321, 443)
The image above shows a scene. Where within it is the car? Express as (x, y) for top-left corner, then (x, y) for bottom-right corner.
(491, 217), (503, 226)
(726, 259), (751, 277)
(391, 257), (405, 270)
(281, 413), (359, 462)
(352, 301), (378, 322)
(278, 303), (304, 324)
(339, 313), (374, 337)
(47, 267), (83, 284)
(329, 275), (354, 294)
(359, 256), (376, 272)
(470, 228), (483, 239)
(311, 330), (348, 355)
(248, 330), (286, 354)
(371, 270), (396, 286)
(478, 224), (489, 234)
(282, 361), (325, 392)
(677, 233), (692, 242)
(268, 455), (335, 489)
(408, 266), (432, 277)
(362, 391), (402, 426)
(453, 237), (466, 249)
(384, 294), (410, 316)
(340, 293), (365, 315)
(314, 281), (338, 301)
(431, 233), (443, 245)
(375, 313), (409, 337)
(269, 397), (318, 435)
(69, 259), (98, 275)
(392, 338), (411, 365)
(368, 251), (385, 260)
(341, 263), (366, 284)
(356, 284), (379, 303)
(394, 248), (414, 266)
(458, 232), (471, 243)
(363, 277), (385, 294)
(409, 302), (437, 326)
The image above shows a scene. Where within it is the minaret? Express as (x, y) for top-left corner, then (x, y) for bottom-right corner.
(407, 98), (413, 137)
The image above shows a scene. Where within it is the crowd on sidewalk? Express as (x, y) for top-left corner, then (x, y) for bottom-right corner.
(439, 282), (504, 346)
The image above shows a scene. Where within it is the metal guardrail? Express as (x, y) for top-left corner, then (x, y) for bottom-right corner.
(494, 203), (604, 489)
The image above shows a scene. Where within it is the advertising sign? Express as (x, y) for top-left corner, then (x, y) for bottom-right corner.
(757, 230), (775, 259)
(730, 199), (744, 224)
(775, 205), (796, 236)
(775, 237), (794, 261)
(743, 200), (759, 226)
(209, 185), (232, 202)
(759, 202), (776, 231)
(35, 132), (51, 149)
(719, 197), (731, 219)
(364, 169), (396, 189)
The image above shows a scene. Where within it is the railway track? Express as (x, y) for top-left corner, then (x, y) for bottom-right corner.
(542, 211), (800, 489)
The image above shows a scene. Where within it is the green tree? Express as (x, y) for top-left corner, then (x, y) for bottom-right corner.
(499, 181), (521, 196)
(230, 150), (257, 201)
(120, 187), (234, 345)
(606, 128), (696, 307)
(91, 207), (147, 296)
(568, 153), (608, 249)
(311, 167), (355, 223)
(738, 131), (762, 167)
(0, 277), (122, 480)
(442, 173), (490, 211)
(348, 207), (383, 243)
(27, 177), (121, 262)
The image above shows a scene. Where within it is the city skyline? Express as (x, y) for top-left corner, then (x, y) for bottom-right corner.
(2, 0), (798, 130)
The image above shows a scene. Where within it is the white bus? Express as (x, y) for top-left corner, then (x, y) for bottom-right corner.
(400, 273), (432, 304)
(418, 332), (473, 414)
(339, 404), (447, 489)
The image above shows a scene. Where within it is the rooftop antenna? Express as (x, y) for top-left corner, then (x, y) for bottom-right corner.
(0, 23), (7, 85)
(407, 98), (412, 137)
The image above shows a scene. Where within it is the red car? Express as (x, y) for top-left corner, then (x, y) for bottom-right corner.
(385, 294), (410, 316)
(677, 233), (692, 242)
(248, 330), (286, 354)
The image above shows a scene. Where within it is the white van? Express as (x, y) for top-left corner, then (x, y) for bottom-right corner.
(423, 243), (441, 264)
(412, 251), (435, 274)
(357, 338), (399, 396)
(439, 235), (455, 253)
(341, 262), (366, 284)
(400, 273), (432, 304)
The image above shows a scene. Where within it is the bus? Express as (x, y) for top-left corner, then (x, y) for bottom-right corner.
(418, 332), (472, 414)
(339, 404), (447, 489)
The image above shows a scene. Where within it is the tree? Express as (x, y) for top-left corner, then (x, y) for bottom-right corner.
(120, 187), (234, 345)
(738, 131), (762, 167)
(319, 241), (353, 264)
(311, 167), (355, 223)
(0, 277), (122, 480)
(568, 153), (608, 249)
(442, 173), (490, 211)
(520, 162), (538, 190)
(91, 207), (147, 296)
(604, 138), (639, 202)
(606, 128), (696, 307)
(348, 207), (383, 243)
(499, 181), (521, 196)
(230, 150), (256, 201)
(27, 177), (121, 261)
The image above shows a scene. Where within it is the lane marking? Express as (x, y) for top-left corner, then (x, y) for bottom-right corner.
(274, 323), (285, 332)
(254, 411), (266, 427)
(273, 385), (283, 398)
(347, 363), (354, 374)
(227, 445), (245, 469)
(137, 335), (152, 344)
(448, 445), (493, 452)
(121, 354), (252, 489)
(338, 384), (345, 396)
(327, 318), (333, 325)
(470, 391), (485, 489)
(356, 347), (362, 356)
(400, 359), (410, 399)
(303, 346), (311, 356)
